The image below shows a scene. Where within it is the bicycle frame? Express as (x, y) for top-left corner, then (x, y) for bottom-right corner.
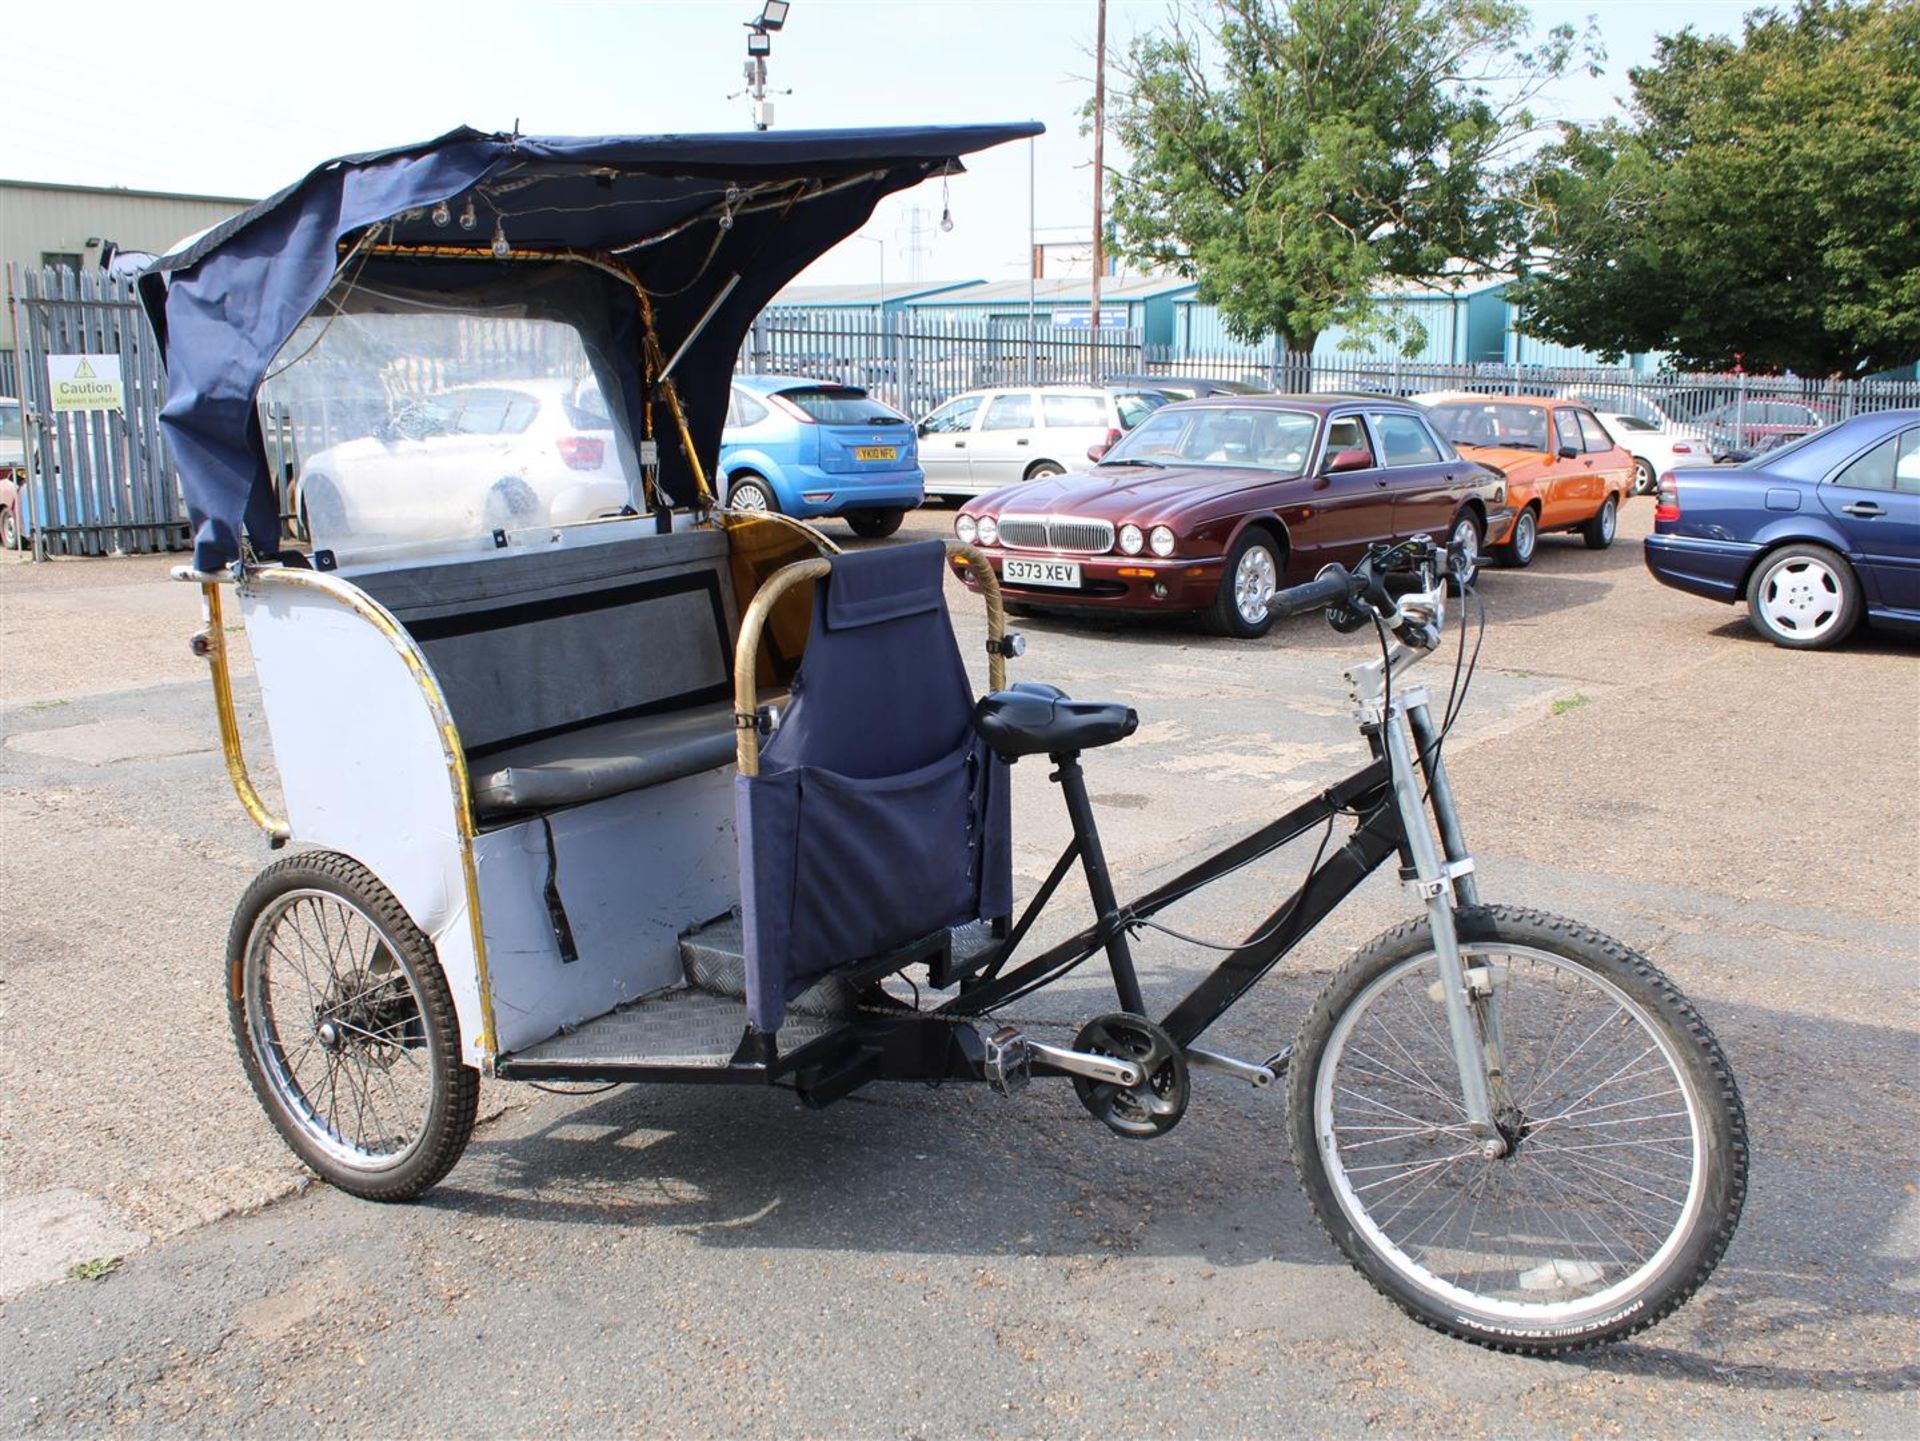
(937, 587), (1511, 1144)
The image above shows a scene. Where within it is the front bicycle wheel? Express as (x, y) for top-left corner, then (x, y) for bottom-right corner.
(1286, 905), (1747, 1353)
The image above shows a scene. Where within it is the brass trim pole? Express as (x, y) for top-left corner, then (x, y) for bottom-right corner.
(731, 541), (1007, 778)
(199, 581), (290, 844)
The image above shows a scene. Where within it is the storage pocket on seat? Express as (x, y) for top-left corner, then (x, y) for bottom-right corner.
(737, 730), (993, 1033)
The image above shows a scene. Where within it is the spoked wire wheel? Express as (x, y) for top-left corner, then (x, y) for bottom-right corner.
(228, 852), (478, 1201)
(1287, 905), (1746, 1353)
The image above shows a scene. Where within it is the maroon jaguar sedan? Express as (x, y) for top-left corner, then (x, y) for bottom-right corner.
(952, 395), (1510, 637)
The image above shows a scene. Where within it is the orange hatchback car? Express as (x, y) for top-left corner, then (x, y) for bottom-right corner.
(1419, 394), (1635, 566)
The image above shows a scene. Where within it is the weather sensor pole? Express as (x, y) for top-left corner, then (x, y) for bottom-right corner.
(738, 1), (792, 130)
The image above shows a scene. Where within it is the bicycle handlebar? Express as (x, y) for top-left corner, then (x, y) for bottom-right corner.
(1268, 564), (1360, 619)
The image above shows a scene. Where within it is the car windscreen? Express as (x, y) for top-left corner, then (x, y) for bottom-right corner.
(1426, 402), (1552, 451)
(1609, 414), (1660, 433)
(1099, 405), (1318, 473)
(1113, 391), (1169, 428)
(775, 387), (906, 425)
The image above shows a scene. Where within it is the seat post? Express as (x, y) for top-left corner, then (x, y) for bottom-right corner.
(1051, 752), (1146, 1015)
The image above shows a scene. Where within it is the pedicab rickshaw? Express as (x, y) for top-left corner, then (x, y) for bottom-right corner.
(141, 125), (1746, 1353)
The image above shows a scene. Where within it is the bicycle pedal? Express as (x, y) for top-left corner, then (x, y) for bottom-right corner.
(983, 1025), (1031, 1096)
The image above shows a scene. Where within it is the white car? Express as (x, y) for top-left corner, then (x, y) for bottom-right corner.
(296, 378), (633, 558)
(915, 384), (1169, 500)
(1588, 411), (1710, 495)
(1558, 387), (1699, 434)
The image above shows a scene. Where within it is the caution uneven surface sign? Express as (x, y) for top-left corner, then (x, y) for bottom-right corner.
(49, 354), (125, 414)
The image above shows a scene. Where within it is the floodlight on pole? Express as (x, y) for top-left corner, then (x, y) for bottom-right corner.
(731, 1), (792, 130)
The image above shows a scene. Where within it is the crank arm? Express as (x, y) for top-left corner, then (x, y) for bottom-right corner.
(1026, 1039), (1146, 1089)
(1185, 1047), (1277, 1088)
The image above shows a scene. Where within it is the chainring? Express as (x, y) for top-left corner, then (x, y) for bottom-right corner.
(1070, 1012), (1190, 1139)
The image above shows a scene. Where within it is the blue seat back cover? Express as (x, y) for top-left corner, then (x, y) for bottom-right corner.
(736, 541), (1011, 1032)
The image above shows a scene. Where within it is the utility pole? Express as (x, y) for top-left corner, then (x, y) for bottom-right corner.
(1090, 0), (1107, 381)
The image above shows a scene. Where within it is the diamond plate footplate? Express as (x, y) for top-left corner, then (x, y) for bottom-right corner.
(510, 911), (998, 1070)
(508, 988), (842, 1069)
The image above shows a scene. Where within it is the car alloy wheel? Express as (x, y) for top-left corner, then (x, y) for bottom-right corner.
(1234, 542), (1279, 627)
(1634, 458), (1656, 494)
(1448, 513), (1481, 586)
(728, 478), (773, 512)
(1752, 551), (1852, 646)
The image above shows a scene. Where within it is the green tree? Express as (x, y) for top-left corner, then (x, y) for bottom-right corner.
(1104, 0), (1583, 356)
(1513, 0), (1920, 376)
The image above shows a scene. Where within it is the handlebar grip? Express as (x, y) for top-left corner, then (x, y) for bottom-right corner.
(1267, 564), (1356, 618)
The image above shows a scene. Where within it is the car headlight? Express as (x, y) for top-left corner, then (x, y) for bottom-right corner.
(1118, 523), (1144, 555)
(1149, 525), (1176, 557)
(977, 515), (999, 546)
(955, 514), (977, 544)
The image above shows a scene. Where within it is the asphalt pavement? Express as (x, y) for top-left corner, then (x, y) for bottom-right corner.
(1, 502), (1915, 1436)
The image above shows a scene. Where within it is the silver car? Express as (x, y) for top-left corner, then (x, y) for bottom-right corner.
(916, 385), (1168, 500)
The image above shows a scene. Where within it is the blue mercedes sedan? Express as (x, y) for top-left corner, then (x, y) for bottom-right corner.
(1645, 409), (1920, 649)
(719, 375), (924, 538)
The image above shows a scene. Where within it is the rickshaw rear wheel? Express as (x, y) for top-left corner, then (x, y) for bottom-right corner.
(227, 851), (480, 1202)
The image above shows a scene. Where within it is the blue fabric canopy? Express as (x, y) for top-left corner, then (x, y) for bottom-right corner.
(137, 123), (1042, 571)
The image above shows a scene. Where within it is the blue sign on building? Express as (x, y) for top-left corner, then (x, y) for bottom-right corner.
(1050, 308), (1129, 330)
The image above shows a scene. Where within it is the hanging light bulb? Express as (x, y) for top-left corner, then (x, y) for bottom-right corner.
(431, 201), (451, 227)
(458, 198), (478, 231)
(940, 206), (954, 233)
(939, 169), (955, 232)
(491, 217), (511, 259)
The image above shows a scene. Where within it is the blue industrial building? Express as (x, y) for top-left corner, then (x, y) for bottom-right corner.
(767, 272), (1659, 369)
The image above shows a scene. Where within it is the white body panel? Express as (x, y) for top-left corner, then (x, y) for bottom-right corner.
(240, 579), (491, 1065)
(472, 769), (737, 1055)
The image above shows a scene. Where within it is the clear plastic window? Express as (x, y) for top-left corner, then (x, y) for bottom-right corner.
(259, 297), (641, 566)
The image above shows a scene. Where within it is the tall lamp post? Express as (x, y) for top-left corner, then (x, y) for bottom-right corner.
(1090, 0), (1108, 382)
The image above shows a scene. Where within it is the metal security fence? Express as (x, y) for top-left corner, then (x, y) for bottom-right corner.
(7, 265), (187, 555)
(734, 314), (1920, 439)
(742, 310), (1147, 416)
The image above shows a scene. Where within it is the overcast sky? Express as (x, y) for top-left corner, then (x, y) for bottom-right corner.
(0, 0), (1754, 285)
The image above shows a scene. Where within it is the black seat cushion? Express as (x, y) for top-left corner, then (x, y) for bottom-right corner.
(469, 701), (738, 820)
(973, 683), (1138, 760)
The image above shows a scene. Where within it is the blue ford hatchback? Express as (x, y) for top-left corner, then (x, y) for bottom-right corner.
(720, 375), (924, 537)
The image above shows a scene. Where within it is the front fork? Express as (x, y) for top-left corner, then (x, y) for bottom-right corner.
(1380, 691), (1518, 1154)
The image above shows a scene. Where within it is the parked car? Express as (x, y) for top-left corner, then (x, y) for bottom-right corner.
(915, 385), (1169, 501)
(1645, 409), (1920, 649)
(1696, 399), (1830, 460)
(1560, 387), (1701, 436)
(1589, 411), (1708, 494)
(719, 375), (922, 538)
(1, 396), (24, 548)
(1712, 426), (1820, 465)
(950, 395), (1509, 638)
(1105, 373), (1272, 400)
(296, 378), (631, 558)
(1418, 392), (1635, 566)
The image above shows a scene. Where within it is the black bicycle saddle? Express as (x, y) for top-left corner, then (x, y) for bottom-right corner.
(972, 682), (1139, 760)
